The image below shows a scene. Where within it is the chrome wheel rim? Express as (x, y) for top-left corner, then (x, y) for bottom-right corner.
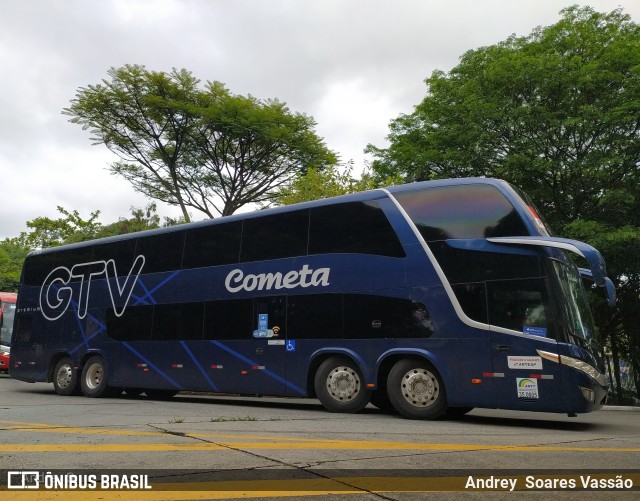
(56, 364), (73, 389)
(85, 363), (103, 390)
(326, 366), (360, 401)
(400, 368), (439, 407)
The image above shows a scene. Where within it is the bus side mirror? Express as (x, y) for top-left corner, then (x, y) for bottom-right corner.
(579, 268), (616, 307)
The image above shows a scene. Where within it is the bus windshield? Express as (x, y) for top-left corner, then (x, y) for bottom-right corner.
(553, 261), (595, 341)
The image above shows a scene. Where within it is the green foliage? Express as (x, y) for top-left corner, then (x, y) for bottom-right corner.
(15, 206), (102, 249)
(0, 239), (29, 291)
(64, 65), (336, 219)
(368, 5), (640, 227)
(95, 203), (176, 238)
(368, 5), (640, 397)
(0, 205), (181, 291)
(275, 162), (399, 205)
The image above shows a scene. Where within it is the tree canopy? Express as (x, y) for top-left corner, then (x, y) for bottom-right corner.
(64, 65), (336, 220)
(367, 5), (640, 399)
(275, 162), (400, 205)
(0, 204), (176, 292)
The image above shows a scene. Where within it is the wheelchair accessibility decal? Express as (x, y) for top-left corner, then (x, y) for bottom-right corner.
(286, 340), (296, 352)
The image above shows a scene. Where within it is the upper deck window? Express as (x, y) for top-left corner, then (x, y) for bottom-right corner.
(309, 201), (405, 257)
(394, 184), (529, 241)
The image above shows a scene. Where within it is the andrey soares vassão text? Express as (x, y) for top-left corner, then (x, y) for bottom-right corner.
(465, 474), (635, 491)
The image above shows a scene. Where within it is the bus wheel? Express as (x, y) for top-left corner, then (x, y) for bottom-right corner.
(52, 357), (80, 396)
(387, 359), (446, 420)
(80, 356), (111, 398)
(314, 357), (370, 413)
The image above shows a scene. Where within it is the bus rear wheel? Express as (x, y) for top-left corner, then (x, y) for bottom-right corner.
(314, 356), (370, 413)
(52, 357), (80, 396)
(387, 358), (447, 420)
(80, 355), (112, 398)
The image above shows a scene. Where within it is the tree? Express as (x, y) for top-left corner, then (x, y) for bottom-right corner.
(64, 65), (336, 220)
(367, 6), (640, 398)
(16, 206), (103, 249)
(0, 205), (180, 292)
(0, 239), (29, 291)
(275, 162), (398, 205)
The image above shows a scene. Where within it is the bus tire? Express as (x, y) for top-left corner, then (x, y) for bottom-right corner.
(387, 358), (446, 420)
(80, 355), (111, 398)
(52, 357), (80, 396)
(314, 356), (370, 413)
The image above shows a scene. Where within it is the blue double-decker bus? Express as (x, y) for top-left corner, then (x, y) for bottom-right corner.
(10, 178), (615, 419)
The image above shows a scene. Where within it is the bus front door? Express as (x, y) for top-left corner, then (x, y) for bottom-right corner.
(488, 278), (564, 411)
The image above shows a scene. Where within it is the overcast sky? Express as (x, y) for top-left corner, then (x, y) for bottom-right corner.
(2, 0), (639, 240)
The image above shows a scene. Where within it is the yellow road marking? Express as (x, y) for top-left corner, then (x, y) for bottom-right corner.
(2, 420), (638, 453)
(3, 442), (639, 452)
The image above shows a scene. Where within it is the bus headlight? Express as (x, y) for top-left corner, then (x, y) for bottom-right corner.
(537, 350), (608, 387)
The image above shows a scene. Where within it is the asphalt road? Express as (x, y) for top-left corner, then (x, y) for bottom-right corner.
(1, 374), (639, 500)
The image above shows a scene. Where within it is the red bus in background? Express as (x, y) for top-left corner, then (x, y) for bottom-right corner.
(0, 292), (17, 373)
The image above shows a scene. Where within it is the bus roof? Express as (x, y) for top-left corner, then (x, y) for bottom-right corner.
(25, 177), (509, 258)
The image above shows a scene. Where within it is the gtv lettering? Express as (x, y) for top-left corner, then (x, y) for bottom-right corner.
(40, 256), (145, 321)
(225, 264), (330, 293)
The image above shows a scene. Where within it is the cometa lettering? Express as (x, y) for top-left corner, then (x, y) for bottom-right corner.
(225, 265), (330, 293)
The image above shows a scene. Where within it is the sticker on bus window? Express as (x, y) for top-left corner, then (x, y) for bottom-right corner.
(523, 325), (547, 337)
(516, 378), (539, 399)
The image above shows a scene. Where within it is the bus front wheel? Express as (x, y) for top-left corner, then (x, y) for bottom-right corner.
(80, 356), (111, 398)
(387, 358), (447, 420)
(314, 356), (370, 413)
(52, 357), (80, 396)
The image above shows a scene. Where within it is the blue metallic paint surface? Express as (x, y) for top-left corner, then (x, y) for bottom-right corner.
(11, 178), (611, 414)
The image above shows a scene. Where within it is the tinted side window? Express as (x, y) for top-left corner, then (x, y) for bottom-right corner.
(57, 248), (94, 281)
(288, 294), (343, 339)
(240, 210), (309, 262)
(91, 239), (137, 274)
(430, 243), (545, 283)
(254, 296), (287, 338)
(203, 299), (254, 340)
(343, 295), (433, 339)
(12, 314), (32, 343)
(452, 283), (488, 324)
(22, 252), (58, 286)
(309, 202), (405, 257)
(394, 184), (529, 241)
(487, 278), (555, 338)
(107, 305), (153, 341)
(182, 221), (242, 269)
(153, 302), (204, 341)
(135, 231), (185, 274)
(23, 247), (94, 286)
